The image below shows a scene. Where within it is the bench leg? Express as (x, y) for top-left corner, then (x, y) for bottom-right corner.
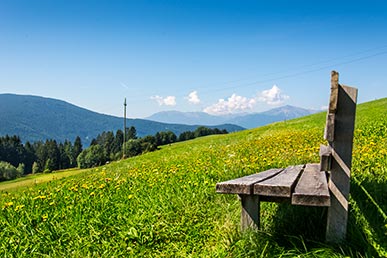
(239, 194), (260, 230)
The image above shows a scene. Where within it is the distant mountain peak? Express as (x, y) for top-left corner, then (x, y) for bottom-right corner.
(146, 105), (319, 128)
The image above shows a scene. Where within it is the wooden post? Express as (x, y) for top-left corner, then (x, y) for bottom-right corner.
(325, 71), (358, 242)
(239, 194), (260, 230)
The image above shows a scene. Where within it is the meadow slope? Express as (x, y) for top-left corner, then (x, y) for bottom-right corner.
(1, 98), (386, 257)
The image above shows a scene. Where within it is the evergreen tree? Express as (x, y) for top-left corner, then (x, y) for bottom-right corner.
(33, 141), (46, 173)
(178, 131), (195, 141)
(23, 141), (36, 174)
(155, 132), (162, 146)
(112, 129), (124, 155)
(73, 136), (83, 161)
(126, 126), (137, 140)
(58, 141), (71, 169)
(140, 135), (157, 153)
(194, 126), (212, 138)
(44, 140), (60, 172)
(103, 131), (115, 160)
(0, 135), (27, 169)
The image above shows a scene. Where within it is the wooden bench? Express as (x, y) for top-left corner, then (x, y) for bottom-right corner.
(216, 71), (358, 243)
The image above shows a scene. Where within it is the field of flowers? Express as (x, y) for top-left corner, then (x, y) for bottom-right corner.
(1, 98), (386, 257)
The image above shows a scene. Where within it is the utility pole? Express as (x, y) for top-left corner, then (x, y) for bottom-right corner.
(123, 98), (127, 159)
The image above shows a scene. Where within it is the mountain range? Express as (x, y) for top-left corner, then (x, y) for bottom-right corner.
(0, 94), (243, 146)
(146, 105), (318, 129)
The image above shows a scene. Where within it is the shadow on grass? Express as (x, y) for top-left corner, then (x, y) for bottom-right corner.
(251, 178), (387, 257)
(232, 197), (384, 257)
(228, 179), (386, 257)
(348, 179), (387, 257)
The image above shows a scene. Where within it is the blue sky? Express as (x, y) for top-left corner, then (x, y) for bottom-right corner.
(1, 0), (387, 118)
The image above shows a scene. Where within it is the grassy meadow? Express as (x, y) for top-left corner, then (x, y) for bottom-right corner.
(1, 98), (386, 257)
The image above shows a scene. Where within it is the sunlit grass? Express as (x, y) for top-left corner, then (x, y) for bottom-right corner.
(0, 168), (89, 192)
(0, 98), (386, 257)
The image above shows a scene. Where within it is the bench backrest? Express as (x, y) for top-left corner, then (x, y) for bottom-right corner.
(324, 70), (358, 242)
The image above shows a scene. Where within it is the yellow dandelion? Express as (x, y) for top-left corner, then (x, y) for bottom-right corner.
(81, 184), (89, 189)
(3, 202), (14, 209)
(42, 214), (48, 222)
(14, 205), (25, 211)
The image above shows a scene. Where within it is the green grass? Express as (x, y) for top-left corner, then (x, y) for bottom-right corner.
(0, 168), (89, 192)
(1, 98), (387, 257)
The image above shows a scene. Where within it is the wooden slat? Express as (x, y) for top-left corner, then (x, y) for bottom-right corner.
(324, 113), (335, 142)
(319, 144), (332, 171)
(253, 165), (304, 197)
(326, 83), (358, 243)
(329, 70), (339, 113)
(216, 168), (283, 194)
(324, 71), (339, 142)
(292, 163), (330, 207)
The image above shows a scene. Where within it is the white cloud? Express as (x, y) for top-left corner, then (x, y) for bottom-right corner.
(150, 95), (176, 106)
(186, 91), (201, 104)
(204, 94), (256, 115)
(258, 85), (289, 105)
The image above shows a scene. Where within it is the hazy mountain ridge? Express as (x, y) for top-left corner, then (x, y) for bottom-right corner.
(146, 105), (319, 128)
(0, 94), (244, 145)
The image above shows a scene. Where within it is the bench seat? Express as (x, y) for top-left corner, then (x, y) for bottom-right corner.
(216, 163), (330, 207)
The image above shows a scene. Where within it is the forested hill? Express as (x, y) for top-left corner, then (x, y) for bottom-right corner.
(0, 94), (243, 145)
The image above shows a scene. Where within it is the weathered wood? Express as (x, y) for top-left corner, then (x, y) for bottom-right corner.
(216, 168), (283, 195)
(259, 195), (291, 203)
(239, 194), (260, 230)
(324, 113), (335, 142)
(253, 165), (304, 197)
(319, 144), (332, 171)
(324, 71), (339, 141)
(325, 80), (358, 243)
(329, 70), (339, 113)
(292, 163), (330, 206)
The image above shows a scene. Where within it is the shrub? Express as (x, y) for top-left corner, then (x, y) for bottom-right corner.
(0, 161), (22, 181)
(77, 145), (107, 169)
(123, 139), (142, 158)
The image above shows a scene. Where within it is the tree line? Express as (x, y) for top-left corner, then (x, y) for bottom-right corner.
(0, 126), (227, 181)
(0, 135), (82, 181)
(77, 126), (228, 168)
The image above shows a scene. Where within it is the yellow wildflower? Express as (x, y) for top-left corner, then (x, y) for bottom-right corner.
(3, 202), (14, 209)
(14, 205), (25, 211)
(33, 195), (46, 200)
(81, 184), (89, 189)
(42, 214), (48, 222)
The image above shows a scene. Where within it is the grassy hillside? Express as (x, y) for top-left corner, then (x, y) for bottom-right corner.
(1, 98), (386, 257)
